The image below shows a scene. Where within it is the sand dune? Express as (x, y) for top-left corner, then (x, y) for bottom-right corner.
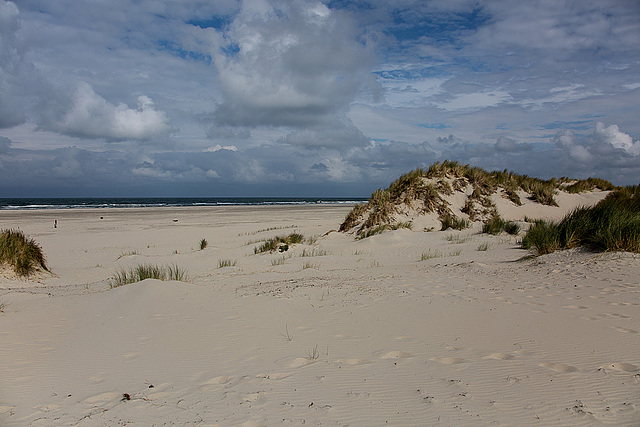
(1, 203), (639, 425)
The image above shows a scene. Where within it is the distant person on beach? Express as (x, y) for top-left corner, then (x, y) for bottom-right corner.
(54, 220), (57, 229)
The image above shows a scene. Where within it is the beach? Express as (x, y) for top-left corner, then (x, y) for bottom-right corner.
(1, 204), (639, 426)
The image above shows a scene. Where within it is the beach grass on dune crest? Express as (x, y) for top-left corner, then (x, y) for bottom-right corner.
(110, 263), (188, 288)
(339, 160), (618, 238)
(0, 229), (49, 276)
(522, 184), (640, 255)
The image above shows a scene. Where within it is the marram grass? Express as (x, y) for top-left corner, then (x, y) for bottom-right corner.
(340, 161), (617, 238)
(522, 185), (640, 255)
(0, 229), (48, 276)
(110, 263), (188, 288)
(254, 233), (305, 254)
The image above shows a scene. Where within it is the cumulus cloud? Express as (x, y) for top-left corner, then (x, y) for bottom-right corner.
(555, 122), (640, 163)
(213, 0), (375, 128)
(591, 122), (640, 156)
(46, 83), (174, 141)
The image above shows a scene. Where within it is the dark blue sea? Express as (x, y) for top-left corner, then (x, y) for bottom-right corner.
(0, 197), (366, 210)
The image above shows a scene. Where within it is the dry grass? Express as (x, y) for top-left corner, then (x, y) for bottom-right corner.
(339, 161), (618, 238)
(254, 233), (305, 254)
(110, 264), (188, 288)
(218, 259), (237, 268)
(0, 229), (48, 276)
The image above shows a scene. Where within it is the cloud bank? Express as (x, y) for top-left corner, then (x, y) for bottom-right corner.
(0, 0), (638, 197)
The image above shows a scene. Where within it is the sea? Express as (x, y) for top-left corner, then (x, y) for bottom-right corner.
(0, 197), (366, 210)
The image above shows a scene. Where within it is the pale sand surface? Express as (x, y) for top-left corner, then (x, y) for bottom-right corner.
(1, 204), (639, 426)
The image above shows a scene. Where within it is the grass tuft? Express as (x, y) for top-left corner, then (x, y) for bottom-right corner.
(254, 233), (305, 254)
(440, 215), (469, 231)
(420, 250), (442, 260)
(218, 259), (237, 268)
(522, 185), (640, 255)
(0, 229), (48, 276)
(482, 216), (520, 235)
(521, 220), (560, 255)
(199, 238), (208, 250)
(271, 256), (287, 266)
(477, 242), (490, 251)
(110, 263), (188, 288)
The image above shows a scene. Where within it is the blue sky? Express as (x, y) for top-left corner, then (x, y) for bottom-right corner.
(0, 0), (639, 197)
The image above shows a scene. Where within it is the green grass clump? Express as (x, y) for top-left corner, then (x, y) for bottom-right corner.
(218, 259), (237, 268)
(521, 220), (560, 255)
(440, 215), (469, 231)
(482, 216), (520, 235)
(199, 238), (208, 250)
(110, 263), (188, 288)
(0, 229), (48, 276)
(564, 177), (616, 193)
(254, 233), (305, 254)
(522, 185), (640, 255)
(420, 250), (442, 260)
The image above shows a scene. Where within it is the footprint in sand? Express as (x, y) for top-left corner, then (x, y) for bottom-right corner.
(483, 353), (515, 360)
(430, 357), (467, 365)
(611, 326), (638, 334)
(381, 351), (413, 360)
(35, 404), (60, 412)
(335, 358), (372, 365)
(562, 305), (589, 310)
(539, 362), (578, 373)
(290, 358), (316, 368)
(0, 405), (13, 415)
(83, 392), (123, 405)
(255, 372), (292, 380)
(599, 362), (639, 373)
(203, 376), (234, 385)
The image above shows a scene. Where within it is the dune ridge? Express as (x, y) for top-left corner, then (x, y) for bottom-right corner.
(339, 161), (615, 238)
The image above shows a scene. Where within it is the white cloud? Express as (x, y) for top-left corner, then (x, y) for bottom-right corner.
(591, 122), (640, 156)
(554, 122), (640, 164)
(204, 144), (238, 152)
(554, 129), (594, 163)
(51, 83), (174, 140)
(213, 0), (375, 127)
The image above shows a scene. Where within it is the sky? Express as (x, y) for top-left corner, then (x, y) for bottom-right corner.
(0, 0), (639, 197)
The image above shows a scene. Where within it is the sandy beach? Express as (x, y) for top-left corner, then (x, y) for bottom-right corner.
(1, 204), (639, 426)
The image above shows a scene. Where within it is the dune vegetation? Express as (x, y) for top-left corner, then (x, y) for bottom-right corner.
(340, 161), (616, 238)
(0, 229), (49, 276)
(253, 233), (305, 253)
(522, 184), (640, 255)
(110, 264), (188, 288)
